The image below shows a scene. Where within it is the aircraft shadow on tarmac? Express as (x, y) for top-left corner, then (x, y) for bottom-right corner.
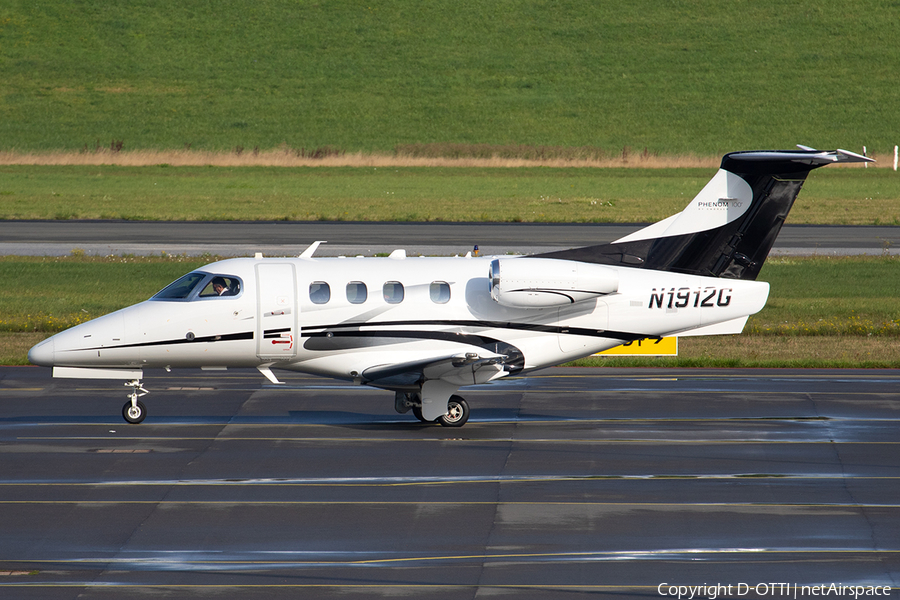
(0, 409), (561, 427)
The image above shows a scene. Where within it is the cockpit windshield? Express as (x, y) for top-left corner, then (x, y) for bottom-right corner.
(153, 272), (208, 299)
(151, 272), (242, 301)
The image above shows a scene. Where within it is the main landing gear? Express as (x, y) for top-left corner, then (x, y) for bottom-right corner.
(398, 392), (470, 427)
(122, 379), (149, 424)
(438, 395), (469, 427)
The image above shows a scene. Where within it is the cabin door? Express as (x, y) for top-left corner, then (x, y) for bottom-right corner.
(256, 263), (298, 360)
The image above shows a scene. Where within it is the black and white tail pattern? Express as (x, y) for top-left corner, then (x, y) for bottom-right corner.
(536, 147), (872, 281)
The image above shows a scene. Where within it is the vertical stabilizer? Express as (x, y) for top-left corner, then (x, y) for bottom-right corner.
(535, 148), (873, 280)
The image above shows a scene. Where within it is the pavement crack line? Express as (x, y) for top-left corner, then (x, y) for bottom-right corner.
(473, 391), (523, 598)
(809, 391), (894, 584)
(90, 400), (238, 584)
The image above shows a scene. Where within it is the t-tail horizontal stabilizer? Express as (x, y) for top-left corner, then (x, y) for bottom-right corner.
(536, 148), (874, 280)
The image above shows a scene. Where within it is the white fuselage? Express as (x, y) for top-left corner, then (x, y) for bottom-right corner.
(30, 253), (770, 384)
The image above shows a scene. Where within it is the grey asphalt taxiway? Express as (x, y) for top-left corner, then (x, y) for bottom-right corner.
(2, 221), (899, 257)
(1, 366), (898, 598)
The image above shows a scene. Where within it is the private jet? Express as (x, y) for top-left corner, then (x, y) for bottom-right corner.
(28, 147), (872, 426)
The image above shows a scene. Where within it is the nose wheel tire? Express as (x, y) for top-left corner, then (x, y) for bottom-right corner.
(123, 400), (147, 424)
(438, 396), (469, 427)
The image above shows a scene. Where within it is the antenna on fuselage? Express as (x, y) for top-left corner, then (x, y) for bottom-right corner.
(300, 241), (327, 258)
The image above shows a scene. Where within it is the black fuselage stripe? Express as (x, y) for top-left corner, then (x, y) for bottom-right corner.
(74, 319), (650, 353)
(303, 320), (648, 342)
(306, 329), (507, 346)
(264, 327), (291, 336)
(79, 331), (254, 351)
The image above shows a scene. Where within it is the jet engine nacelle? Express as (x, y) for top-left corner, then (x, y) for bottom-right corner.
(489, 257), (619, 308)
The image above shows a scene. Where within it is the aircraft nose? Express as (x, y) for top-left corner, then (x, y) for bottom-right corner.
(28, 337), (55, 367)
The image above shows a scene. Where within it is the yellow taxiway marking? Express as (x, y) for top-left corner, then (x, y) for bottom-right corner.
(16, 435), (900, 445)
(1, 586), (893, 596)
(0, 583), (723, 590)
(3, 474), (900, 484)
(1, 500), (899, 509)
(532, 372), (900, 379)
(0, 586), (893, 595)
(5, 549), (900, 565)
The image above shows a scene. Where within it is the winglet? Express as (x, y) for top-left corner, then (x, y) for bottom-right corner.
(836, 148), (874, 164)
(797, 145), (875, 164)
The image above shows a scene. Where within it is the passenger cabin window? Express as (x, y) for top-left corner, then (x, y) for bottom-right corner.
(383, 281), (404, 304)
(199, 276), (241, 297)
(309, 282), (331, 304)
(346, 281), (367, 304)
(430, 281), (451, 303)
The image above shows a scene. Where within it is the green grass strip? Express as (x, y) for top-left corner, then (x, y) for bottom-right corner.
(0, 165), (896, 225)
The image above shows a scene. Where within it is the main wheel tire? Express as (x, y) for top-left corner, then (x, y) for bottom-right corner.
(123, 400), (147, 424)
(438, 396), (469, 427)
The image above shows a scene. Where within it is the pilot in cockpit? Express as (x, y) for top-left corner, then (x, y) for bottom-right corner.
(211, 277), (233, 296)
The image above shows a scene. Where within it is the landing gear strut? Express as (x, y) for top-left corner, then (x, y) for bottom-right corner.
(400, 393), (432, 423)
(122, 379), (149, 424)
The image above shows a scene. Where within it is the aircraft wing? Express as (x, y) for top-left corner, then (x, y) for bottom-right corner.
(362, 350), (508, 389)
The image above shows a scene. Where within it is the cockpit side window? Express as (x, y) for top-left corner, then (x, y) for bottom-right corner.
(199, 276), (242, 298)
(152, 272), (208, 300)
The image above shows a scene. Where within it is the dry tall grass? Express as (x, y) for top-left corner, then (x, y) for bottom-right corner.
(0, 148), (887, 169)
(0, 148), (718, 168)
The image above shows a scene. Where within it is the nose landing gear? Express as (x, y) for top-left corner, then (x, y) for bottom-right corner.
(122, 380), (149, 424)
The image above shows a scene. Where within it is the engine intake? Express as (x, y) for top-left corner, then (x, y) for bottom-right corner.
(489, 258), (619, 308)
